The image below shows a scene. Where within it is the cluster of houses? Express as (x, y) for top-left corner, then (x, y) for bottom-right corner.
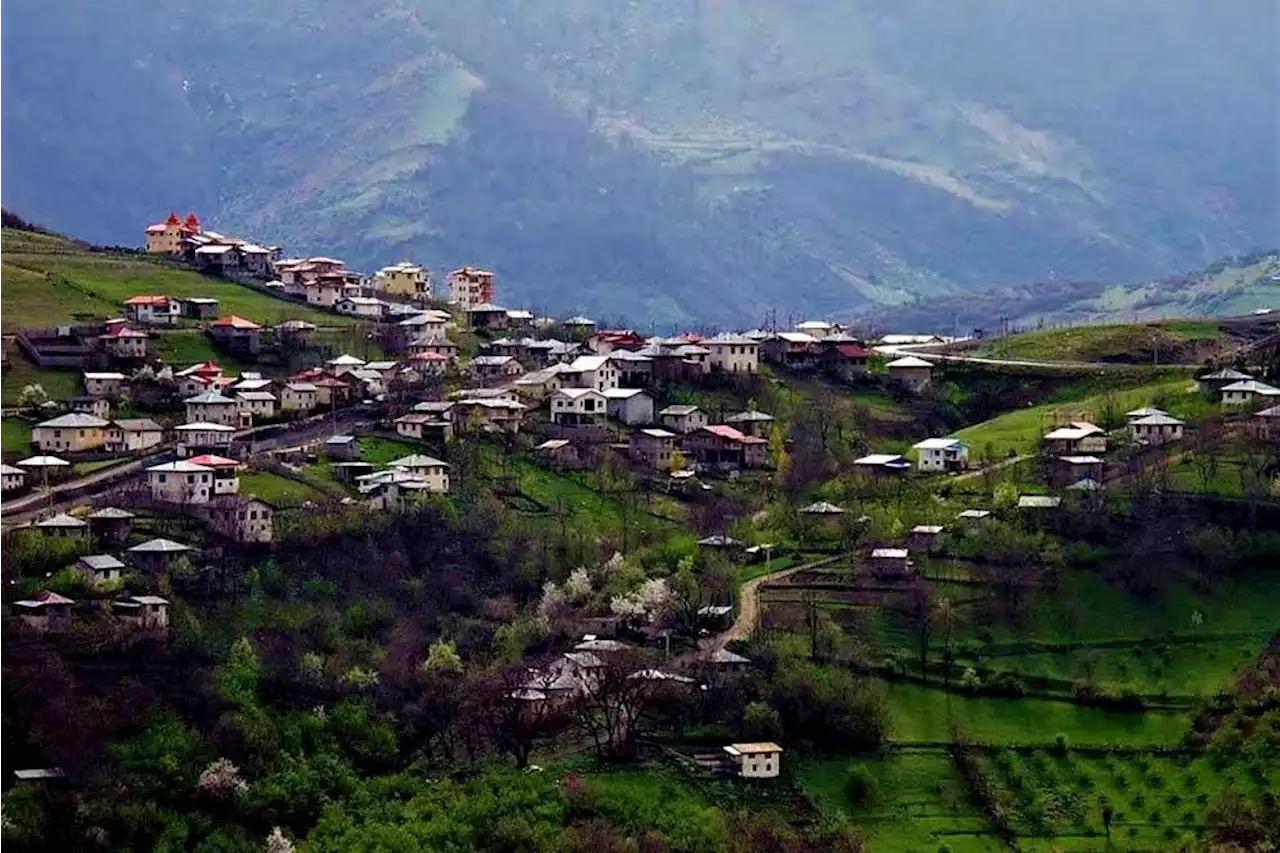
(12, 507), (192, 637)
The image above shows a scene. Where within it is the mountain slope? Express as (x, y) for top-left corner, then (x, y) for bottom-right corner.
(3, 0), (1277, 324)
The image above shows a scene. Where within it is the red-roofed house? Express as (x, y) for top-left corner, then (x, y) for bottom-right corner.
(822, 343), (871, 379)
(145, 211), (201, 254)
(123, 295), (181, 325)
(100, 324), (149, 359)
(682, 424), (768, 471)
(186, 454), (242, 495)
(208, 315), (263, 355)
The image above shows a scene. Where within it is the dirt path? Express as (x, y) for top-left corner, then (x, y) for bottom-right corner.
(704, 553), (849, 652)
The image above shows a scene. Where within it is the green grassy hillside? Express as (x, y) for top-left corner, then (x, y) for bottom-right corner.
(0, 228), (349, 331)
(976, 321), (1229, 365)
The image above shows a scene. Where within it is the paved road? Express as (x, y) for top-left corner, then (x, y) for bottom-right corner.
(874, 342), (1200, 372)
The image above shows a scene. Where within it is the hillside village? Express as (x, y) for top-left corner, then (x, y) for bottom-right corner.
(2, 213), (1279, 852)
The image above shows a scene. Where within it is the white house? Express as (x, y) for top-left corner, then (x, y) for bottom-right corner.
(399, 311), (450, 342)
(185, 391), (241, 427)
(603, 388), (654, 425)
(280, 383), (319, 413)
(794, 320), (834, 338)
(335, 296), (388, 319)
(723, 742), (783, 779)
(388, 454), (451, 492)
(104, 419), (165, 453)
(658, 405), (708, 434)
(550, 388), (607, 425)
(83, 372), (127, 398)
(1220, 380), (1280, 409)
(886, 356), (934, 392)
(560, 355), (619, 391)
(912, 437), (969, 473)
(146, 460), (215, 504)
(2, 464), (27, 493)
(1128, 412), (1185, 445)
(75, 554), (125, 589)
(173, 422), (236, 456)
(235, 391), (277, 423)
(704, 336), (760, 374)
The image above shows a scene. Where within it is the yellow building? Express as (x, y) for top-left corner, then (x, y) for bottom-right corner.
(144, 212), (201, 254)
(32, 413), (110, 453)
(375, 262), (430, 298)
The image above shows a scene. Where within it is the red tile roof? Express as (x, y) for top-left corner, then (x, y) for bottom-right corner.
(704, 424), (748, 441)
(103, 325), (148, 338)
(186, 454), (241, 469)
(124, 295), (172, 306)
(210, 315), (262, 330)
(835, 344), (870, 359)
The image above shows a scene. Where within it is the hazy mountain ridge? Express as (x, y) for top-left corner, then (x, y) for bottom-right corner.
(3, 0), (1276, 324)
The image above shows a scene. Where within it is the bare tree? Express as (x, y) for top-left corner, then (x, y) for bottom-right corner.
(572, 652), (665, 760)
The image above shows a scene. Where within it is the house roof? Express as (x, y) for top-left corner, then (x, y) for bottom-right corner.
(554, 387), (605, 400)
(327, 354), (366, 366)
(911, 525), (945, 534)
(1067, 478), (1103, 491)
(36, 413), (110, 429)
(701, 424), (756, 443)
(235, 391), (277, 402)
(879, 334), (944, 345)
(173, 422), (236, 432)
(177, 360), (223, 377)
(707, 648), (751, 665)
(801, 501), (846, 514)
(1044, 426), (1097, 441)
(1221, 380), (1280, 395)
(1125, 406), (1167, 418)
(285, 382), (319, 392)
(724, 742), (783, 755)
(725, 410), (775, 423)
(389, 454), (449, 469)
(1018, 495), (1062, 508)
(185, 454), (241, 468)
(35, 513), (88, 528)
(628, 669), (695, 683)
(103, 324), (148, 338)
(854, 454), (908, 466)
(231, 378), (275, 391)
(1257, 404), (1280, 418)
(834, 344), (872, 359)
(567, 355), (612, 371)
(14, 591), (75, 609)
(660, 404), (702, 416)
(129, 538), (191, 553)
(112, 418), (163, 432)
(956, 509), (991, 519)
(1060, 455), (1104, 464)
(87, 506), (136, 520)
(130, 595), (170, 605)
(913, 437), (965, 451)
(1, 463), (27, 476)
(210, 315), (262, 330)
(871, 548), (909, 559)
(83, 372), (127, 380)
(638, 428), (678, 439)
(536, 439), (572, 451)
(412, 401), (455, 414)
(470, 355), (518, 366)
(1198, 368), (1252, 381)
(16, 455), (70, 468)
(123, 295), (172, 306)
(276, 319), (318, 331)
(185, 390), (236, 405)
(195, 244), (235, 255)
(603, 388), (649, 400)
(886, 356), (934, 369)
(1131, 413), (1185, 426)
(79, 554), (126, 570)
(147, 460), (214, 473)
(795, 320), (833, 330)
(772, 331), (817, 344)
(697, 535), (742, 547)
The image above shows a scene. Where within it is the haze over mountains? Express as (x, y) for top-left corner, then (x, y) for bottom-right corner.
(4, 0), (1277, 325)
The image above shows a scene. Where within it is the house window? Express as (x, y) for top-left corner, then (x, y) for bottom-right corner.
(158, 474), (167, 484)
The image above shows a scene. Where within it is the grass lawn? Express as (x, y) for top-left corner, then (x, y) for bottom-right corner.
(2, 353), (84, 406)
(2, 418), (33, 454)
(239, 471), (330, 506)
(954, 378), (1196, 456)
(149, 332), (257, 370)
(1, 227), (349, 330)
(71, 459), (121, 477)
(800, 754), (1004, 853)
(357, 436), (426, 465)
(977, 322), (1224, 364)
(882, 682), (1189, 746)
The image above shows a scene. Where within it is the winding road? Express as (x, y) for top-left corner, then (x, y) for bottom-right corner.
(703, 553), (849, 652)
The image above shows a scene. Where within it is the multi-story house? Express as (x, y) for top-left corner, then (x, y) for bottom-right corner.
(447, 267), (495, 309)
